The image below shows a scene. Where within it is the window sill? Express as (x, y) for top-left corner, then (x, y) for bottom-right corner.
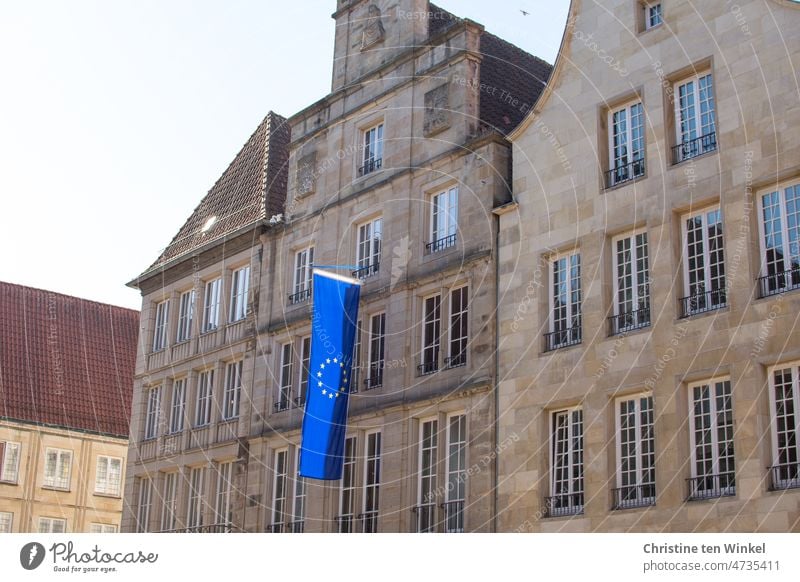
(669, 148), (718, 168)
(41, 485), (71, 492)
(0, 479), (19, 486)
(93, 491), (122, 499)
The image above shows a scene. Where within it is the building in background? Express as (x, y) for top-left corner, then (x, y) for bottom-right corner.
(0, 282), (138, 533)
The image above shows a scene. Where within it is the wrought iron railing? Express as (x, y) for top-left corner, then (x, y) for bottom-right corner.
(364, 368), (384, 391)
(359, 511), (379, 533)
(543, 493), (584, 517)
(608, 307), (651, 336)
(274, 394), (292, 413)
(757, 267), (800, 298)
(334, 514), (355, 533)
(441, 500), (464, 533)
(164, 523), (241, 533)
(266, 523), (284, 533)
(417, 361), (439, 376)
(768, 463), (800, 491)
(287, 520), (305, 533)
(293, 395), (306, 409)
(426, 233), (457, 254)
(672, 132), (717, 164)
(544, 325), (582, 352)
(358, 157), (383, 177)
(605, 157), (645, 188)
(612, 484), (656, 510)
(679, 288), (727, 318)
(352, 263), (380, 279)
(445, 353), (467, 369)
(288, 288), (312, 305)
(686, 472), (735, 501)
(411, 503), (437, 533)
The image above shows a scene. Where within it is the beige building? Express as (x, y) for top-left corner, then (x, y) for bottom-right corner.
(0, 282), (138, 533)
(496, 0), (800, 531)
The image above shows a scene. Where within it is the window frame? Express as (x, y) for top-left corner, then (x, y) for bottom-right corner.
(298, 336), (311, 406)
(136, 478), (152, 533)
(169, 378), (187, 434)
(271, 449), (289, 530)
(548, 407), (584, 516)
(94, 455), (123, 497)
(680, 205), (727, 316)
(687, 378), (736, 498)
(611, 229), (651, 334)
(644, 2), (663, 30)
(277, 342), (294, 412)
(673, 72), (717, 163)
(43, 447), (73, 490)
(367, 312), (386, 389)
(337, 436), (358, 533)
(176, 289), (195, 343)
(222, 360), (243, 421)
(0, 440), (21, 484)
(547, 251), (582, 350)
(444, 413), (467, 533)
(416, 417), (439, 532)
(229, 265), (250, 323)
(606, 100), (645, 187)
(447, 286), (468, 368)
(160, 471), (179, 532)
(362, 430), (381, 533)
(356, 217), (383, 277)
(0, 511), (13, 533)
(39, 517), (66, 533)
(194, 370), (214, 427)
(420, 294), (442, 375)
(144, 385), (161, 440)
(767, 362), (800, 489)
(757, 181), (800, 297)
(186, 467), (205, 529)
(291, 247), (315, 303)
(614, 394), (656, 508)
(202, 277), (223, 332)
(292, 448), (306, 531)
(152, 299), (169, 352)
(359, 122), (384, 177)
(89, 523), (118, 534)
(429, 186), (459, 252)
(215, 461), (235, 527)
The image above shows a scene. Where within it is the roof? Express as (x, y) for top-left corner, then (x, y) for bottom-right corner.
(133, 111), (290, 284)
(0, 281), (139, 437)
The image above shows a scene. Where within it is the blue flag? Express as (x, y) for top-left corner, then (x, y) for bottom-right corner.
(299, 270), (362, 480)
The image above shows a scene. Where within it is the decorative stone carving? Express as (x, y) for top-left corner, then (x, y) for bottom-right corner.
(296, 152), (317, 197)
(361, 4), (385, 50)
(424, 84), (450, 136)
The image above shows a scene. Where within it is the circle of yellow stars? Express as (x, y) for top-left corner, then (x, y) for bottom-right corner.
(317, 357), (348, 399)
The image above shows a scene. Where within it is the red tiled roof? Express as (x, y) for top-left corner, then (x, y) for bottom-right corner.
(0, 282), (139, 437)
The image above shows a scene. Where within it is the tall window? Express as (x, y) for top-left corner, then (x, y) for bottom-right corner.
(94, 456), (122, 496)
(614, 395), (655, 509)
(759, 183), (800, 297)
(292, 449), (306, 532)
(416, 419), (438, 532)
(203, 278), (222, 332)
(271, 450), (288, 531)
(337, 437), (357, 533)
(645, 3), (662, 29)
(160, 472), (178, 532)
(298, 337), (311, 406)
(216, 461), (235, 528)
(176, 289), (195, 343)
(420, 295), (441, 375)
(169, 378), (187, 434)
(195, 370), (214, 427)
(277, 343), (293, 412)
(152, 300), (169, 352)
(547, 253), (582, 351)
(607, 102), (644, 187)
(39, 517), (66, 533)
(448, 287), (468, 368)
(356, 218), (382, 278)
(362, 432), (381, 534)
(611, 231), (651, 334)
(768, 364), (800, 490)
(0, 512), (12, 533)
(360, 123), (384, 177)
(0, 441), (21, 483)
(445, 414), (466, 533)
(353, 320), (362, 390)
(429, 187), (458, 252)
(187, 467), (205, 529)
(229, 266), (250, 322)
(548, 409), (584, 517)
(367, 313), (386, 389)
(223, 361), (243, 420)
(144, 386), (161, 440)
(673, 73), (716, 163)
(681, 207), (726, 317)
(688, 379), (735, 499)
(136, 478), (152, 533)
(43, 448), (72, 490)
(291, 247), (314, 304)
(89, 523), (118, 534)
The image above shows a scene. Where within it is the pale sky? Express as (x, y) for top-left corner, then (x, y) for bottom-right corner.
(0, 0), (570, 310)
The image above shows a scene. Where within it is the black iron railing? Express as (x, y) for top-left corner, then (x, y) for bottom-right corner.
(412, 503), (438, 533)
(164, 523), (241, 533)
(544, 325), (582, 352)
(418, 361), (439, 376)
(445, 353), (467, 369)
(686, 472), (736, 501)
(293, 395), (306, 409)
(672, 132), (717, 164)
(612, 484), (656, 510)
(274, 395), (291, 413)
(426, 234), (457, 254)
(359, 511), (379, 533)
(334, 515), (355, 533)
(358, 157), (383, 177)
(768, 463), (800, 491)
(441, 500), (465, 533)
(364, 369), (384, 391)
(543, 493), (584, 517)
(266, 523), (284, 533)
(287, 520), (305, 533)
(757, 267), (800, 298)
(608, 307), (651, 336)
(605, 158), (645, 188)
(288, 288), (312, 305)
(352, 263), (380, 279)
(679, 288), (727, 318)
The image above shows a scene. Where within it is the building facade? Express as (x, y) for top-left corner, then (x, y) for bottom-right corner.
(497, 0), (800, 532)
(0, 282), (138, 533)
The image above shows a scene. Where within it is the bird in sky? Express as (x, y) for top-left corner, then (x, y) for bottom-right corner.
(520, 9), (530, 16)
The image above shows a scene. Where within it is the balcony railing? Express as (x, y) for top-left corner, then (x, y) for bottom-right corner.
(417, 360), (439, 376)
(288, 288), (312, 305)
(672, 132), (717, 164)
(166, 523), (241, 533)
(412, 503), (437, 533)
(352, 263), (380, 279)
(445, 353), (467, 369)
(359, 511), (379, 533)
(544, 325), (582, 352)
(334, 515), (355, 533)
(426, 234), (457, 254)
(363, 368), (383, 391)
(679, 288), (727, 318)
(608, 307), (651, 336)
(266, 523), (284, 533)
(768, 463), (800, 491)
(274, 394), (292, 413)
(293, 395), (306, 409)
(287, 520), (305, 533)
(758, 267), (800, 298)
(605, 157), (645, 188)
(612, 484), (656, 510)
(358, 157), (383, 177)
(543, 493), (584, 518)
(686, 472), (736, 501)
(441, 500), (464, 533)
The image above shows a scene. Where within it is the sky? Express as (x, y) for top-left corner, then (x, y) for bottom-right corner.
(0, 0), (570, 310)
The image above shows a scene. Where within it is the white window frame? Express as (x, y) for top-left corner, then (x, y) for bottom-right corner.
(176, 289), (195, 343)
(548, 251), (582, 349)
(278, 342), (294, 411)
(89, 523), (118, 534)
(549, 408), (584, 516)
(356, 217), (383, 276)
(160, 472), (178, 532)
(607, 100), (645, 186)
(202, 278), (222, 332)
(614, 394), (656, 508)
(362, 431), (381, 533)
(271, 449), (288, 530)
(292, 247), (314, 301)
(757, 181), (800, 296)
(169, 378), (187, 434)
(229, 266), (250, 322)
(195, 370), (214, 427)
(136, 478), (152, 533)
(353, 320), (363, 388)
(367, 312), (386, 388)
(43, 448), (72, 490)
(448, 286), (468, 367)
(674, 72), (716, 161)
(215, 461), (235, 527)
(39, 517), (66, 533)
(360, 122), (384, 176)
(688, 378), (735, 497)
(0, 441), (21, 484)
(681, 206), (726, 315)
(421, 294), (442, 374)
(94, 455), (123, 497)
(430, 186), (458, 250)
(292, 448), (306, 531)
(0, 511), (12, 533)
(644, 2), (662, 29)
(416, 417), (439, 532)
(767, 362), (800, 489)
(445, 413), (467, 533)
(144, 386), (161, 440)
(152, 299), (169, 352)
(187, 467), (205, 529)
(223, 360), (243, 421)
(337, 436), (357, 533)
(611, 230), (651, 333)
(299, 337), (311, 405)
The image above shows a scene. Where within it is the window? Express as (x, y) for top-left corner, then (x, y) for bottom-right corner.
(203, 278), (222, 332)
(611, 231), (651, 334)
(187, 467), (205, 529)
(176, 290), (195, 343)
(0, 512), (12, 533)
(276, 343), (293, 412)
(366, 313), (386, 389)
(169, 378), (187, 434)
(298, 337), (311, 406)
(645, 3), (662, 29)
(547, 409), (584, 517)
(223, 361), (243, 420)
(229, 266), (250, 322)
(688, 379), (735, 499)
(136, 478), (152, 533)
(144, 386), (161, 440)
(43, 448), (72, 490)
(546, 252), (582, 351)
(448, 287), (468, 368)
(681, 207), (726, 317)
(768, 364), (800, 490)
(416, 419), (438, 532)
(352, 320), (362, 391)
(428, 187), (458, 252)
(362, 432), (381, 533)
(161, 472), (178, 532)
(271, 450), (288, 531)
(291, 247), (314, 304)
(614, 395), (656, 509)
(337, 437), (357, 533)
(419, 295), (441, 375)
(606, 101), (645, 187)
(758, 183), (800, 297)
(355, 218), (382, 278)
(445, 414), (466, 533)
(673, 73), (716, 163)
(94, 456), (122, 496)
(0, 441), (21, 483)
(152, 300), (169, 352)
(39, 517), (66, 533)
(291, 449), (306, 533)
(359, 123), (384, 177)
(216, 461), (234, 528)
(89, 523), (118, 534)
(195, 370), (214, 427)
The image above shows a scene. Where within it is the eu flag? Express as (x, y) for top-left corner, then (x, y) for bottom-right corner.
(299, 270), (362, 480)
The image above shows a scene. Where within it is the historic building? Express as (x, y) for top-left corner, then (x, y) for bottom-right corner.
(0, 282), (138, 533)
(496, 0), (800, 532)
